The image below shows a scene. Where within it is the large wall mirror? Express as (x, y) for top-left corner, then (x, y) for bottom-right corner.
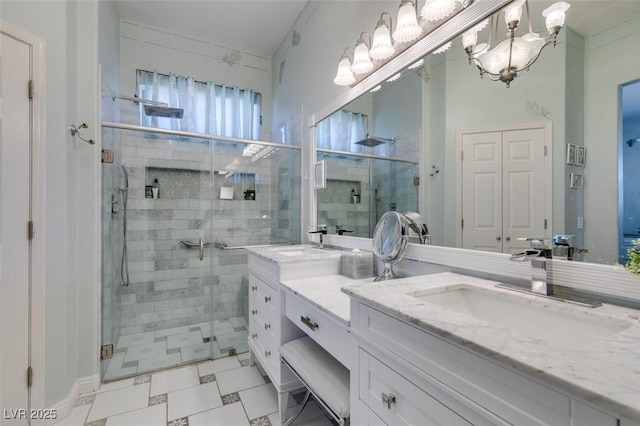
(313, 0), (640, 266)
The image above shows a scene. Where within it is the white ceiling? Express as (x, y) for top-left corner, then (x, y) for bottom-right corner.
(114, 0), (309, 57)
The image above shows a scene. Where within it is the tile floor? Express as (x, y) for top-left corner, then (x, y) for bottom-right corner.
(105, 318), (250, 381)
(58, 352), (336, 426)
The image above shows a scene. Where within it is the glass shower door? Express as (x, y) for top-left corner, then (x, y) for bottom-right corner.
(101, 128), (216, 380)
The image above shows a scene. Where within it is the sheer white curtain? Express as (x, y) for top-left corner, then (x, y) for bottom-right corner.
(316, 109), (366, 153)
(137, 70), (262, 140)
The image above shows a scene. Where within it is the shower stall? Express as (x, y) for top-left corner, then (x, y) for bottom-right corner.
(101, 124), (301, 381)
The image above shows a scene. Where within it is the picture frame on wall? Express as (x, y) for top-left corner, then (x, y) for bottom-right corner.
(576, 146), (586, 167)
(570, 172), (583, 189)
(566, 144), (576, 165)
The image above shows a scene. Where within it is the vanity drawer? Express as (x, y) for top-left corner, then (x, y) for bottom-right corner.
(359, 349), (473, 426)
(249, 273), (278, 317)
(358, 304), (571, 426)
(284, 290), (352, 368)
(248, 330), (279, 377)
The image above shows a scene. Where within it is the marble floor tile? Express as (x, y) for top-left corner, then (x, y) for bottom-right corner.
(216, 330), (248, 351)
(167, 381), (223, 421)
(137, 352), (182, 373)
(197, 356), (241, 376)
(105, 402), (166, 426)
(123, 341), (167, 363)
(216, 366), (265, 395)
(188, 401), (250, 426)
(167, 330), (204, 349)
(54, 404), (91, 426)
(86, 383), (150, 422)
(239, 383), (279, 420)
(229, 316), (248, 329)
(150, 365), (200, 396)
(155, 325), (192, 339)
(116, 331), (156, 349)
(181, 342), (212, 363)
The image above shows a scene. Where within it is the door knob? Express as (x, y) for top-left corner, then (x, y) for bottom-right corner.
(505, 236), (511, 241)
(496, 236), (501, 241)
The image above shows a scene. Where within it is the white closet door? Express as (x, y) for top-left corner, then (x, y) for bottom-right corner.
(502, 128), (547, 254)
(0, 31), (32, 421)
(461, 131), (503, 252)
(461, 127), (547, 254)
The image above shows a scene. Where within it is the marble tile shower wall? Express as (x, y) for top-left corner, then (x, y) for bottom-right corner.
(317, 156), (370, 237)
(115, 131), (292, 338)
(371, 131), (421, 221)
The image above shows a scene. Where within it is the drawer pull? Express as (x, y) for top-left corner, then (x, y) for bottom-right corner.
(264, 296), (271, 303)
(251, 309), (258, 315)
(300, 315), (319, 331)
(265, 350), (271, 358)
(264, 323), (271, 330)
(251, 285), (257, 292)
(251, 333), (257, 339)
(382, 393), (396, 409)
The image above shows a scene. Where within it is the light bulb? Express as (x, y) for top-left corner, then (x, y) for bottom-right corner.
(421, 0), (456, 22)
(393, 0), (423, 43)
(351, 39), (374, 74)
(333, 56), (355, 86)
(543, 2), (570, 34)
(370, 20), (395, 60)
(503, 0), (525, 28)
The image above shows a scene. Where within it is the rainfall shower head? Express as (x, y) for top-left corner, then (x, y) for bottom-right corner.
(354, 134), (395, 147)
(143, 105), (184, 119)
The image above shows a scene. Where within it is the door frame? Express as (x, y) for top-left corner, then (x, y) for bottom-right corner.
(1, 20), (46, 415)
(455, 122), (553, 249)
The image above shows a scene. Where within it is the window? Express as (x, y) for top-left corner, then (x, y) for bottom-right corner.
(136, 70), (262, 140)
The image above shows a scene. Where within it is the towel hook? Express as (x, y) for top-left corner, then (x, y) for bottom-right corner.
(69, 123), (95, 145)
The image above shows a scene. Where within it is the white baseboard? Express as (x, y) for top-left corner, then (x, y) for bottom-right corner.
(49, 374), (100, 425)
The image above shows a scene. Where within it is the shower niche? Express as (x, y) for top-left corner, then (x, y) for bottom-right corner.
(144, 167), (256, 201)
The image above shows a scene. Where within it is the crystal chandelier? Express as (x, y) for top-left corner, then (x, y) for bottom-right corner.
(462, 0), (570, 87)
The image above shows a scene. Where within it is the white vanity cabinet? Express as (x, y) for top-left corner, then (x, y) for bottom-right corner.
(351, 302), (623, 426)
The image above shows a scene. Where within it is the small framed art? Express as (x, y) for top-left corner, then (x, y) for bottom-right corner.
(566, 144), (576, 165)
(576, 146), (586, 167)
(570, 172), (583, 189)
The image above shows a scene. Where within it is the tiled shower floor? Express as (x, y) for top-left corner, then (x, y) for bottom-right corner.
(105, 317), (249, 381)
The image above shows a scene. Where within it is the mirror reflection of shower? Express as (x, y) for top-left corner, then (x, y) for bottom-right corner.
(120, 165), (130, 286)
(620, 79), (640, 263)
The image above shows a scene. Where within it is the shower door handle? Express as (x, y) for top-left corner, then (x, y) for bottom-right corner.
(199, 238), (204, 261)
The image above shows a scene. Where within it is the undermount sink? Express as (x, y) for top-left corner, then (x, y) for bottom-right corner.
(268, 245), (335, 257)
(409, 285), (632, 349)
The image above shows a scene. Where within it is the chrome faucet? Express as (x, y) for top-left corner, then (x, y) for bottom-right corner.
(552, 235), (588, 260)
(308, 224), (327, 249)
(510, 237), (553, 295)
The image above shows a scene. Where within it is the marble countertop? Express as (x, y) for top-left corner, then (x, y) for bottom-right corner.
(280, 274), (372, 326)
(342, 272), (640, 422)
(246, 244), (341, 264)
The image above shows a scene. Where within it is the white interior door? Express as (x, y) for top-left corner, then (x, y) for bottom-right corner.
(1, 31), (32, 422)
(461, 131), (503, 252)
(502, 128), (547, 254)
(461, 127), (548, 254)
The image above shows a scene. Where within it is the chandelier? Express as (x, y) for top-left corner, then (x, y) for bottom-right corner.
(462, 0), (570, 87)
(333, 0), (471, 87)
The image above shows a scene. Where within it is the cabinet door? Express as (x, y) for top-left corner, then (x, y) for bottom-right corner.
(359, 349), (472, 426)
(571, 401), (617, 426)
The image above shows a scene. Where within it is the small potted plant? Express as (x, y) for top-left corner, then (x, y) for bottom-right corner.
(243, 188), (256, 200)
(625, 239), (640, 275)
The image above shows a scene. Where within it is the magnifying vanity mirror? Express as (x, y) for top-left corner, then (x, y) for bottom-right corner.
(313, 0), (640, 267)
